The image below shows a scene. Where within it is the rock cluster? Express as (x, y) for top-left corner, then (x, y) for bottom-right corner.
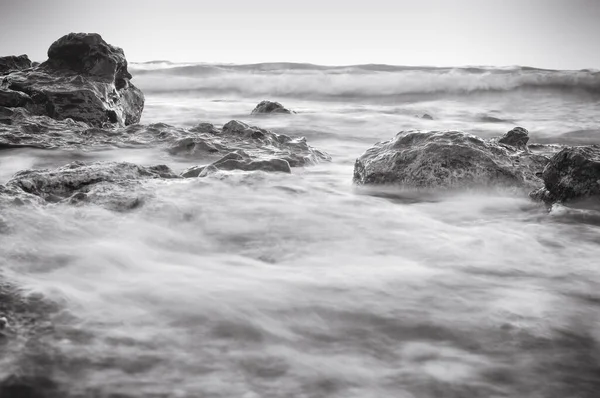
(0, 33), (144, 127)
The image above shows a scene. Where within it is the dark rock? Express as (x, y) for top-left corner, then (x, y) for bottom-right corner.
(0, 88), (32, 108)
(353, 130), (550, 189)
(420, 114), (434, 120)
(0, 55), (32, 75)
(530, 146), (600, 205)
(6, 161), (179, 210)
(499, 126), (529, 148)
(167, 137), (223, 157)
(181, 151), (291, 177)
(220, 120), (330, 166)
(251, 100), (294, 115)
(1, 33), (144, 127)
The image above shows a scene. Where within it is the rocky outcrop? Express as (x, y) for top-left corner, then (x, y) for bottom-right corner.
(353, 130), (551, 190)
(251, 100), (294, 115)
(5, 161), (178, 210)
(1, 33), (143, 127)
(498, 126), (529, 148)
(0, 55), (32, 75)
(181, 150), (291, 177)
(530, 146), (600, 206)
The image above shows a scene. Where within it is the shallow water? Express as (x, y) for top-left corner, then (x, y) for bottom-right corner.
(1, 64), (600, 397)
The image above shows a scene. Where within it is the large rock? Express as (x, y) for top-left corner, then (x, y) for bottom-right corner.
(353, 130), (551, 189)
(1, 33), (144, 127)
(6, 161), (178, 210)
(251, 100), (294, 115)
(0, 55), (32, 75)
(530, 146), (600, 205)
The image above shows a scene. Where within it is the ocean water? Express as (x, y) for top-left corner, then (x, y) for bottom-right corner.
(1, 63), (600, 397)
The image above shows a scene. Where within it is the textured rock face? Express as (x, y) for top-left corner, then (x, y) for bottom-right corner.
(1, 33), (143, 127)
(251, 100), (294, 115)
(353, 130), (550, 189)
(499, 126), (529, 148)
(0, 88), (32, 108)
(6, 161), (178, 209)
(531, 146), (600, 205)
(0, 55), (32, 75)
(181, 151), (291, 177)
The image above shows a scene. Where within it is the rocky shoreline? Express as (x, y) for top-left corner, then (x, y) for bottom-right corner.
(1, 32), (599, 395)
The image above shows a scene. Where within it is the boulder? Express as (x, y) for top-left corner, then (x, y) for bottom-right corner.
(181, 151), (291, 177)
(353, 130), (550, 189)
(530, 146), (600, 205)
(498, 126), (529, 148)
(7, 161), (178, 207)
(251, 100), (294, 115)
(1, 33), (144, 127)
(0, 55), (32, 75)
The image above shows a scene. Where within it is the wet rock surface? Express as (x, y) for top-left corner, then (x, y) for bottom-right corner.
(1, 33), (143, 127)
(251, 100), (294, 115)
(181, 150), (292, 177)
(4, 161), (178, 210)
(353, 129), (553, 190)
(531, 146), (600, 206)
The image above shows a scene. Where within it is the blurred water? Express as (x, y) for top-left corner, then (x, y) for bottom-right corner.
(1, 64), (600, 397)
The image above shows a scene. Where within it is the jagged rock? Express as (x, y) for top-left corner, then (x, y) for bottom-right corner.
(530, 146), (600, 205)
(220, 120), (330, 166)
(0, 88), (32, 108)
(499, 126), (529, 148)
(0, 55), (32, 75)
(251, 100), (294, 115)
(1, 33), (144, 127)
(353, 130), (551, 189)
(6, 161), (179, 210)
(181, 151), (291, 177)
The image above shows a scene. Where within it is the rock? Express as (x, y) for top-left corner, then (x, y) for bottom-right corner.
(220, 120), (330, 166)
(420, 114), (434, 120)
(530, 146), (600, 205)
(1, 33), (144, 127)
(251, 100), (294, 115)
(167, 137), (222, 156)
(181, 151), (292, 177)
(0, 55), (32, 75)
(6, 161), (179, 209)
(0, 88), (32, 108)
(353, 130), (550, 189)
(499, 126), (529, 148)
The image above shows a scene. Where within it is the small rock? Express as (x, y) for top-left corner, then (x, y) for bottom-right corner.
(420, 114), (434, 120)
(251, 100), (294, 115)
(499, 127), (529, 148)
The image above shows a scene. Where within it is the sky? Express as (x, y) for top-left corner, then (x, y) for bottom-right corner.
(0, 0), (599, 69)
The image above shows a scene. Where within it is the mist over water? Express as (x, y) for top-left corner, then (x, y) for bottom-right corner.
(1, 62), (600, 397)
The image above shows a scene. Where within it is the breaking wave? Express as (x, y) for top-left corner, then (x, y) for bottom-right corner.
(130, 62), (600, 99)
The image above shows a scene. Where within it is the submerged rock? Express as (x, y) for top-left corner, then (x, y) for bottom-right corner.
(420, 113), (434, 120)
(498, 126), (529, 148)
(353, 130), (550, 189)
(181, 151), (291, 177)
(0, 55), (32, 75)
(6, 161), (178, 210)
(251, 100), (294, 115)
(530, 146), (600, 206)
(1, 33), (143, 127)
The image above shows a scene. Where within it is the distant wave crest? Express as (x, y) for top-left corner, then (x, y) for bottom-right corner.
(129, 62), (600, 98)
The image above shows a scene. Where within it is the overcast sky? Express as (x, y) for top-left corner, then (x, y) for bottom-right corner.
(0, 0), (598, 69)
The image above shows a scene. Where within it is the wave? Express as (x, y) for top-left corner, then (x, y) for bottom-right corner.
(129, 62), (600, 99)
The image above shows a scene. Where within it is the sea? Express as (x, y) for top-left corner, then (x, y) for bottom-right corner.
(1, 62), (600, 397)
